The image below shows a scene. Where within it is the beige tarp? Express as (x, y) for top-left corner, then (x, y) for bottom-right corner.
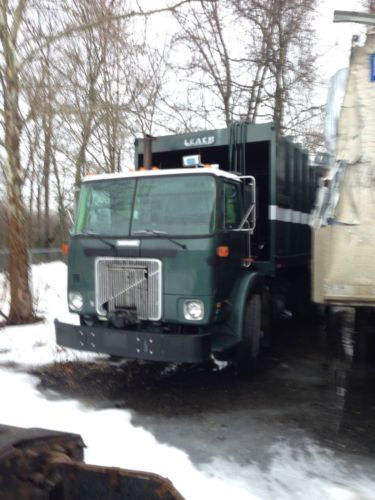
(313, 33), (375, 305)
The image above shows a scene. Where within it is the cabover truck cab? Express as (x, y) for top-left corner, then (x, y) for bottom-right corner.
(55, 122), (315, 372)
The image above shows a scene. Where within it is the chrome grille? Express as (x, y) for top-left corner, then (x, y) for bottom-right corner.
(95, 258), (162, 320)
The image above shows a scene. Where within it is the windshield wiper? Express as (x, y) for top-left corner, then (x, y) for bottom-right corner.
(133, 229), (186, 250)
(77, 231), (117, 252)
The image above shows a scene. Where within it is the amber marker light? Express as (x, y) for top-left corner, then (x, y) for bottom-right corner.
(216, 246), (230, 257)
(61, 243), (69, 256)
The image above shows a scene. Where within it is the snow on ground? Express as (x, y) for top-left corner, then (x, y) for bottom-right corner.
(0, 262), (100, 366)
(1, 262), (375, 499)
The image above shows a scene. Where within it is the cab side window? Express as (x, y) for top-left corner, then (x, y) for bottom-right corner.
(223, 182), (242, 229)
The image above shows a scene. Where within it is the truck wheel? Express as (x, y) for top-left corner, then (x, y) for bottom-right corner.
(354, 308), (375, 363)
(235, 293), (262, 376)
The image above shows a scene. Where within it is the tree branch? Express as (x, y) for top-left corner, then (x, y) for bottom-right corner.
(20, 0), (212, 68)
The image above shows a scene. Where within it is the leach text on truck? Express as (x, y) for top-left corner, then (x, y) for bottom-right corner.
(55, 122), (317, 374)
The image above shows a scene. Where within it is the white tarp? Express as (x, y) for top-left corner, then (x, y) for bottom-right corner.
(313, 31), (375, 305)
(324, 68), (348, 157)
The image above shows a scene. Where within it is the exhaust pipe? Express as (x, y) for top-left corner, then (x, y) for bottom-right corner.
(144, 134), (156, 170)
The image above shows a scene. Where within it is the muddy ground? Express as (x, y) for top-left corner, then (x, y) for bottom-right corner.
(30, 318), (375, 468)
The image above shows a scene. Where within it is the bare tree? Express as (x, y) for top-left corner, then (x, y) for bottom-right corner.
(172, 0), (236, 126)
(126, 47), (170, 136)
(0, 0), (36, 323)
(171, 0), (318, 135)
(0, 0), (209, 325)
(232, 0), (318, 132)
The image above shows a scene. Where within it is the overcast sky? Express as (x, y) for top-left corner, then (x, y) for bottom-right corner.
(317, 0), (366, 82)
(146, 0), (367, 95)
(134, 0), (369, 145)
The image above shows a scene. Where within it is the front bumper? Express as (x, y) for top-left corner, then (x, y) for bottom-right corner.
(55, 320), (212, 363)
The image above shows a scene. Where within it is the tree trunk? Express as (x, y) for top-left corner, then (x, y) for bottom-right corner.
(52, 152), (69, 242)
(7, 181), (34, 323)
(42, 112), (52, 247)
(1, 3), (35, 324)
(5, 109), (35, 323)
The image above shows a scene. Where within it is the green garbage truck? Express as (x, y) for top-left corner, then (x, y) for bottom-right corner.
(55, 122), (316, 372)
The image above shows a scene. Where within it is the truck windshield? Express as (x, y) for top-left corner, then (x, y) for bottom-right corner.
(73, 174), (217, 237)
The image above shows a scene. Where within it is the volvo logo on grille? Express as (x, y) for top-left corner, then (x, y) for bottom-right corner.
(116, 239), (140, 247)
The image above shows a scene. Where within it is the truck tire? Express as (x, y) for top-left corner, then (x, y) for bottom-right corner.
(235, 293), (262, 376)
(354, 307), (375, 363)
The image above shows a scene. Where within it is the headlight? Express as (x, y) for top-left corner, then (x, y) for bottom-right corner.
(184, 300), (204, 321)
(69, 292), (83, 311)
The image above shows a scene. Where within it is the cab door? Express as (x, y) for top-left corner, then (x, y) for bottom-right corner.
(216, 180), (248, 299)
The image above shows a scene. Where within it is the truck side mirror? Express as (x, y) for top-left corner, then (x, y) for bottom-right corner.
(66, 207), (74, 226)
(238, 176), (256, 233)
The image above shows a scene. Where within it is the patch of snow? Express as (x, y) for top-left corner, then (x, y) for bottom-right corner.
(1, 261), (375, 499)
(202, 447), (375, 500)
(0, 262), (101, 367)
(0, 368), (259, 499)
(2, 367), (375, 500)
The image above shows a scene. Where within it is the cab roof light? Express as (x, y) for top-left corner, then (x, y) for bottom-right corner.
(182, 155), (220, 169)
(183, 154), (202, 167)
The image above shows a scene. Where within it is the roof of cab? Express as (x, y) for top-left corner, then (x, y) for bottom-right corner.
(82, 167), (242, 183)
